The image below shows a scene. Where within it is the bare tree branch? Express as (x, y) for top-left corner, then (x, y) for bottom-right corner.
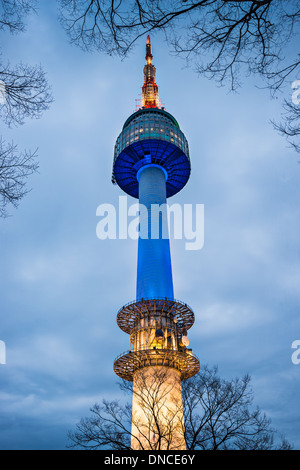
(0, 139), (38, 217)
(0, 0), (37, 33)
(0, 62), (53, 126)
(272, 98), (300, 153)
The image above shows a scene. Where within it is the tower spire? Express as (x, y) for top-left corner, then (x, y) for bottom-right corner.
(145, 34), (153, 63)
(141, 35), (160, 108)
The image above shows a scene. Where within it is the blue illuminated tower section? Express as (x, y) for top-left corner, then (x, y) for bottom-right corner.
(137, 163), (174, 300)
(112, 37), (200, 450)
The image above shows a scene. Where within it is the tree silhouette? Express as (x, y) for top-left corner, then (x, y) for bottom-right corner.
(0, 139), (38, 217)
(272, 97), (300, 153)
(0, 0), (52, 216)
(67, 364), (292, 450)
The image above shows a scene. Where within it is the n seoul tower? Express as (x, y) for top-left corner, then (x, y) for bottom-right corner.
(112, 36), (200, 450)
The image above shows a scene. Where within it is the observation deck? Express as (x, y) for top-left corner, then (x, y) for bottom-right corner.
(113, 348), (200, 382)
(112, 107), (191, 198)
(116, 298), (195, 334)
(113, 298), (200, 382)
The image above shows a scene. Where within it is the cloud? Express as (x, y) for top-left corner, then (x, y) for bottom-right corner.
(198, 301), (272, 337)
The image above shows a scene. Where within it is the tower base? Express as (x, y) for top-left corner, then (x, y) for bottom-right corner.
(131, 366), (186, 450)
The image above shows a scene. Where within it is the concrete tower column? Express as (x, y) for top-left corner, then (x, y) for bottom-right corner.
(131, 367), (186, 450)
(136, 164), (174, 300)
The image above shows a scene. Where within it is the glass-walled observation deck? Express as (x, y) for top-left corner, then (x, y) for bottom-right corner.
(112, 108), (191, 198)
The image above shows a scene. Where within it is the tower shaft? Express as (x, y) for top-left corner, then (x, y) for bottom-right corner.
(137, 165), (174, 300)
(131, 367), (185, 450)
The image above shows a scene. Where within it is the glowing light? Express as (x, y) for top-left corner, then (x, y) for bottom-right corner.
(141, 35), (160, 109)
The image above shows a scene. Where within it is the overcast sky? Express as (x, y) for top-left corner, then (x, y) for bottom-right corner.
(0, 2), (299, 450)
